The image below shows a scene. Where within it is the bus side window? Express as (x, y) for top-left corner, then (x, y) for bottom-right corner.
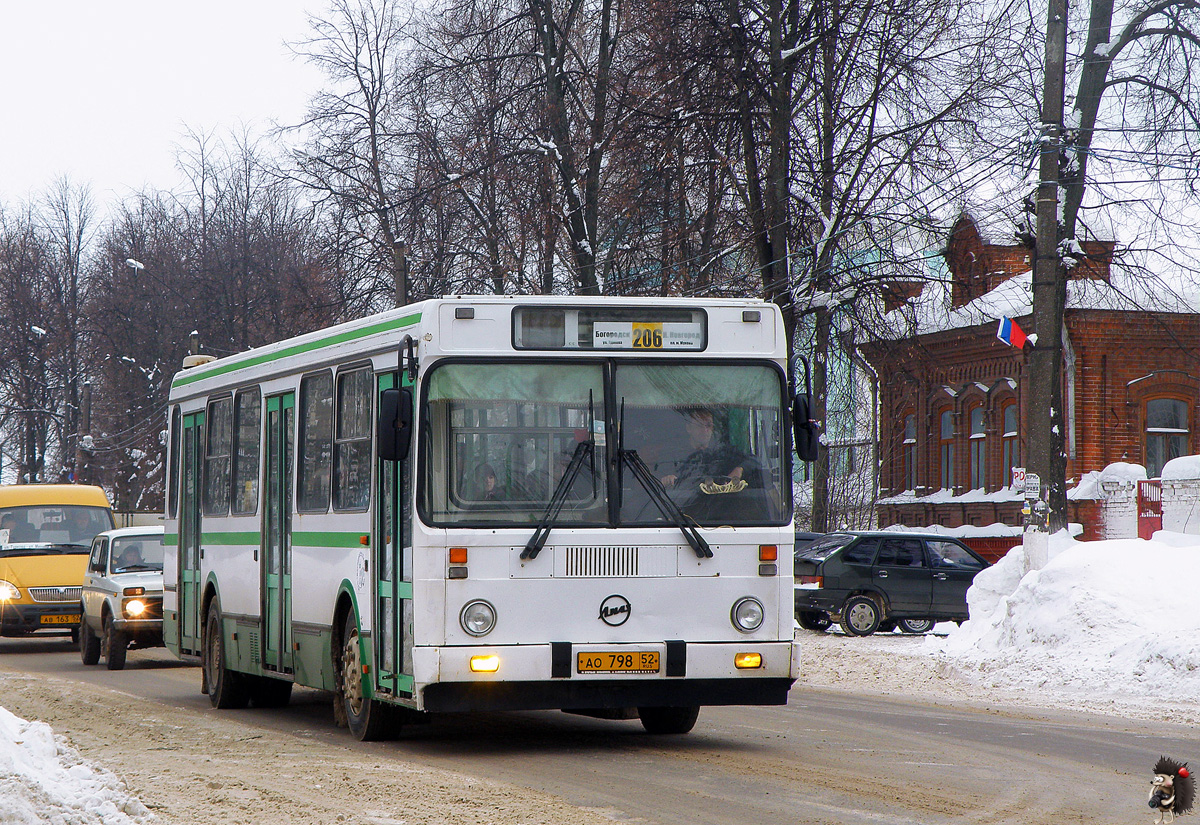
(231, 388), (261, 515)
(334, 367), (372, 511)
(298, 371), (334, 513)
(204, 397), (233, 515)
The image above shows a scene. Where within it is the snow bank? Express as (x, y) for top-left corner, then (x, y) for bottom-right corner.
(0, 706), (153, 825)
(934, 532), (1200, 701)
(1161, 454), (1200, 480)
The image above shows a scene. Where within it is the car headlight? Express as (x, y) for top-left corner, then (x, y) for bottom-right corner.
(460, 600), (497, 637)
(731, 597), (765, 632)
(124, 599), (147, 617)
(0, 580), (19, 601)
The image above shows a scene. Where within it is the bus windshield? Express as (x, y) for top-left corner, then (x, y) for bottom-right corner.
(0, 505), (115, 551)
(420, 361), (788, 527)
(422, 362), (607, 526)
(617, 363), (788, 526)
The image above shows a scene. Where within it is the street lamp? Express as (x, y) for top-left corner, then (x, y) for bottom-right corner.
(126, 258), (145, 272)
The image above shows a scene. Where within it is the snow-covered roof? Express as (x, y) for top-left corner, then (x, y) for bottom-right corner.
(878, 263), (1200, 340)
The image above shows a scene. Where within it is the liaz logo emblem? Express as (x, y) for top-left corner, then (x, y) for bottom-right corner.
(598, 595), (631, 626)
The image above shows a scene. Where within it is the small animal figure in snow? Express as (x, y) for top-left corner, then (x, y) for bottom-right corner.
(1149, 756), (1194, 824)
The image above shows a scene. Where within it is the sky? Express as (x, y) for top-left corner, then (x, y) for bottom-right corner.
(5, 529), (1199, 819)
(0, 1), (327, 208)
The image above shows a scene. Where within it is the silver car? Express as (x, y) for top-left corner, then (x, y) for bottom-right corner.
(80, 526), (165, 670)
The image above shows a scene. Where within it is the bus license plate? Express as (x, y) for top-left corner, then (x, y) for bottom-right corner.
(577, 651), (660, 673)
(41, 614), (79, 625)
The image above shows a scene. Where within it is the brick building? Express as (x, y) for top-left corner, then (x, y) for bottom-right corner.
(863, 215), (1198, 539)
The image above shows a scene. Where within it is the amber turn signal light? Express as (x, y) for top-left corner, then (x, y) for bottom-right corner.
(449, 547), (468, 564)
(734, 652), (763, 669)
(470, 655), (499, 672)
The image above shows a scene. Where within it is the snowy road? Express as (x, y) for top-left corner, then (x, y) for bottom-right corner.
(0, 632), (1187, 825)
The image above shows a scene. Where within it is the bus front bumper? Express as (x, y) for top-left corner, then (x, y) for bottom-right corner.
(417, 640), (798, 713)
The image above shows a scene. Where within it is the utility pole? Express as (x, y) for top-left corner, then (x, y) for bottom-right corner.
(393, 240), (409, 308)
(1029, 0), (1069, 531)
(73, 382), (92, 484)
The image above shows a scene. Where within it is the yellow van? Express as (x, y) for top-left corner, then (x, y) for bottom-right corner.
(0, 485), (115, 638)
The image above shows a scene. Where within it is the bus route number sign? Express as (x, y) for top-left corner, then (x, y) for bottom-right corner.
(632, 322), (663, 349)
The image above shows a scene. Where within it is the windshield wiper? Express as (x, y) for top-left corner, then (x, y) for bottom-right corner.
(620, 449), (712, 559)
(521, 439), (594, 561)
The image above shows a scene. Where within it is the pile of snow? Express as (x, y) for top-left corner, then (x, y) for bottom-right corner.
(933, 530), (1200, 702)
(0, 706), (153, 825)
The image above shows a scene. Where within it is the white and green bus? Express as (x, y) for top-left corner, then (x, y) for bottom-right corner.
(163, 296), (817, 739)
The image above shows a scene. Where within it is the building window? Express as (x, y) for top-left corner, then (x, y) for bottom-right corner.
(1146, 398), (1188, 478)
(968, 405), (986, 489)
(903, 413), (916, 491)
(939, 409), (955, 490)
(1001, 403), (1019, 487)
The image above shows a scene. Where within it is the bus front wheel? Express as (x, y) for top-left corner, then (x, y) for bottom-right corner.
(638, 705), (700, 735)
(339, 612), (400, 741)
(204, 601), (249, 709)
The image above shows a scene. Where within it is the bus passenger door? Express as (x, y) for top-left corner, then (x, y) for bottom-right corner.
(263, 393), (295, 674)
(179, 412), (204, 655)
(375, 373), (413, 697)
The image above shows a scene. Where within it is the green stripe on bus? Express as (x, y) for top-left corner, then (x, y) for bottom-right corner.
(172, 311), (422, 389)
(201, 532), (261, 544)
(292, 531), (371, 548)
(164, 533), (178, 545)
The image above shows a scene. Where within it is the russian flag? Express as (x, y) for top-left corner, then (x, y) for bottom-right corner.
(996, 316), (1031, 348)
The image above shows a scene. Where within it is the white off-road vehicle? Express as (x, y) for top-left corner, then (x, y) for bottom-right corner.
(80, 526), (165, 670)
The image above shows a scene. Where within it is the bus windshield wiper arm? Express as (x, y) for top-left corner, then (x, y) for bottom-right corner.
(521, 440), (594, 561)
(620, 449), (713, 559)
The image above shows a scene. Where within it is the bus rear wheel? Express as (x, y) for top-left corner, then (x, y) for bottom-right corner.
(638, 705), (700, 735)
(339, 612), (399, 741)
(205, 601), (249, 709)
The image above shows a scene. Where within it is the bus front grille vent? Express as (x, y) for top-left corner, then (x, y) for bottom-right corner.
(249, 630), (260, 663)
(563, 546), (639, 577)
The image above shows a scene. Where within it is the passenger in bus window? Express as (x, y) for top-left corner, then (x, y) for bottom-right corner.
(468, 463), (505, 501)
(660, 408), (746, 489)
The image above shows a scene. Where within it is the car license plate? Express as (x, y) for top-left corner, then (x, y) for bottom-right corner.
(40, 614), (79, 625)
(577, 651), (660, 673)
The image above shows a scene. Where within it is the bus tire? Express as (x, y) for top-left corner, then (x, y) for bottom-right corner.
(103, 613), (128, 670)
(80, 620), (101, 666)
(248, 675), (293, 708)
(638, 705), (700, 735)
(205, 601), (249, 709)
(339, 612), (399, 741)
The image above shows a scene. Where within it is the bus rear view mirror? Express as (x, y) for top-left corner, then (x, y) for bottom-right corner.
(378, 387), (413, 462)
(793, 393), (818, 462)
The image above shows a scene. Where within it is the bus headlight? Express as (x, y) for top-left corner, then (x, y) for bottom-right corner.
(0, 581), (19, 601)
(460, 600), (497, 637)
(731, 597), (764, 632)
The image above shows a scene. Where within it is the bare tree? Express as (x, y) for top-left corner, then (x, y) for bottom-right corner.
(291, 0), (416, 306)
